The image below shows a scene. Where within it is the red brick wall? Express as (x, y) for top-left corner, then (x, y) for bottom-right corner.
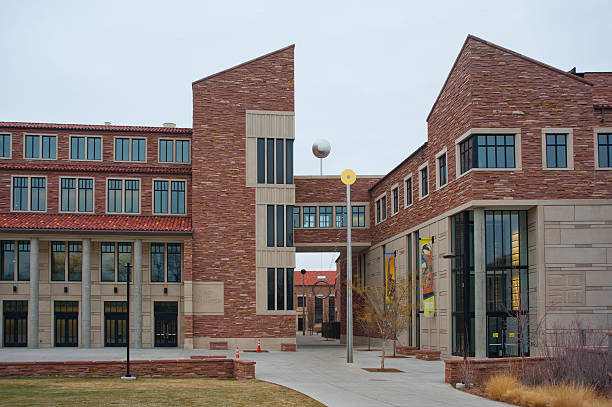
(0, 358), (255, 379)
(584, 72), (612, 105)
(190, 46), (295, 339)
(444, 356), (548, 386)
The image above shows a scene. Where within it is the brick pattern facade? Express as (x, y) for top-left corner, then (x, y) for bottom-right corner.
(444, 356), (548, 386)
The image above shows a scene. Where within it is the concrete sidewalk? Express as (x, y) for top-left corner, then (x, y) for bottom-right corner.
(0, 341), (507, 407)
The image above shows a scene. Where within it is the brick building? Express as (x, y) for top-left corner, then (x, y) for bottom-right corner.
(1, 36), (610, 357)
(293, 270), (336, 333)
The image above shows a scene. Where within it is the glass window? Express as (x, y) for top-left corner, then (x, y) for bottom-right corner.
(478, 135), (515, 169)
(267, 205), (274, 247)
(61, 178), (76, 212)
(18, 241), (30, 281)
(87, 137), (102, 160)
(276, 205), (285, 247)
(598, 134), (612, 168)
(405, 177), (412, 206)
(303, 206), (316, 228)
(1, 241), (15, 281)
(293, 206), (300, 228)
(392, 187), (399, 214)
(421, 166), (428, 197)
(124, 180), (139, 213)
(336, 206), (347, 227)
(170, 181), (185, 214)
(68, 242), (82, 281)
(286, 205), (293, 248)
(267, 268), (275, 311)
(12, 177), (28, 211)
(101, 243), (115, 282)
(117, 243), (132, 282)
(352, 206), (365, 227)
(30, 177), (46, 211)
(159, 139), (173, 162)
(51, 242), (66, 281)
(319, 206), (332, 228)
(107, 180), (123, 213)
(460, 137), (473, 174)
(78, 179), (93, 212)
(114, 138), (128, 161)
(257, 138), (265, 183)
(297, 296), (305, 307)
(376, 196), (387, 222)
(277, 268), (285, 311)
(175, 140), (190, 163)
(167, 243), (181, 282)
(41, 136), (56, 159)
(131, 139), (146, 161)
(71, 137), (85, 159)
(545, 134), (567, 168)
(285, 139), (293, 184)
(151, 243), (165, 282)
(0, 134), (10, 158)
(276, 139), (284, 184)
(266, 139), (274, 184)
(286, 268), (294, 310)
(25, 135), (39, 158)
(439, 154), (447, 186)
(154, 181), (168, 213)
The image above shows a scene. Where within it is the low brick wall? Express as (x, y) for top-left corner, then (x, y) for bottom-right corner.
(281, 343), (297, 352)
(0, 358), (255, 379)
(415, 350), (441, 361)
(210, 341), (228, 350)
(445, 357), (548, 386)
(396, 345), (418, 356)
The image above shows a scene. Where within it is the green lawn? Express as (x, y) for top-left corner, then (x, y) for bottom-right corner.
(0, 377), (325, 407)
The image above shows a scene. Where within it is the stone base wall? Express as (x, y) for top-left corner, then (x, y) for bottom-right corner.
(0, 358), (255, 379)
(444, 357), (548, 386)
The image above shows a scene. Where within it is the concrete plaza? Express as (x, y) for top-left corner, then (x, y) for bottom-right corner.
(0, 336), (507, 407)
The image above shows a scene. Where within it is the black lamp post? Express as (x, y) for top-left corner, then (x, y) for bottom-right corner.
(122, 262), (135, 380)
(301, 269), (306, 336)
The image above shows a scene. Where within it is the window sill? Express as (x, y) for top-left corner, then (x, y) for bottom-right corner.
(541, 167), (573, 171)
(419, 194), (429, 201)
(594, 166), (612, 171)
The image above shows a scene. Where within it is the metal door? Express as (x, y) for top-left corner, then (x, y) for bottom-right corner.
(154, 302), (177, 347)
(104, 301), (127, 347)
(3, 301), (27, 347)
(54, 301), (78, 347)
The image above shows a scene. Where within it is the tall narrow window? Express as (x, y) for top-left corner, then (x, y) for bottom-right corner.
(107, 180), (123, 213)
(71, 137), (85, 159)
(61, 178), (76, 212)
(51, 242), (66, 281)
(319, 206), (332, 228)
(1, 241), (15, 281)
(68, 242), (82, 281)
(277, 205), (284, 247)
(285, 139), (294, 184)
(25, 135), (39, 158)
(267, 205), (275, 247)
(117, 243), (132, 282)
(154, 181), (169, 214)
(277, 268), (285, 311)
(78, 179), (94, 212)
(460, 138), (473, 174)
(17, 241), (30, 281)
(303, 207), (316, 228)
(267, 268), (275, 310)
(41, 136), (56, 159)
(438, 153), (447, 187)
(167, 243), (181, 282)
(87, 137), (102, 160)
(131, 139), (145, 161)
(286, 268), (294, 310)
(545, 134), (567, 168)
(352, 206), (365, 227)
(150, 243), (165, 282)
(170, 181), (185, 214)
(392, 187), (399, 214)
(175, 140), (190, 163)
(30, 177), (46, 211)
(159, 140), (174, 162)
(257, 138), (265, 183)
(336, 206), (347, 227)
(293, 206), (300, 228)
(597, 134), (611, 168)
(276, 139), (284, 184)
(375, 195), (386, 223)
(266, 139), (274, 184)
(405, 176), (413, 206)
(124, 180), (140, 213)
(12, 177), (27, 211)
(421, 166), (429, 198)
(115, 138), (129, 161)
(101, 243), (115, 282)
(0, 134), (11, 158)
(286, 205), (294, 248)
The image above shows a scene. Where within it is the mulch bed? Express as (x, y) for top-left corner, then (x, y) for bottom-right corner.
(356, 348), (383, 352)
(378, 355), (409, 359)
(320, 339), (337, 342)
(362, 368), (404, 373)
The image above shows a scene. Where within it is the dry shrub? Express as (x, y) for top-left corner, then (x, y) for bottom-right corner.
(485, 374), (518, 401)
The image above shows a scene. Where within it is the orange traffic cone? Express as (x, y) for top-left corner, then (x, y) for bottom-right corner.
(235, 346), (239, 359)
(257, 339), (261, 352)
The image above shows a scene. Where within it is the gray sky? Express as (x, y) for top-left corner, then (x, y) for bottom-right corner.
(1, 0), (610, 270)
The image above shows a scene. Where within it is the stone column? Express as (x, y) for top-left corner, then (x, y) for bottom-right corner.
(81, 238), (91, 348)
(133, 239), (143, 348)
(474, 208), (487, 358)
(28, 237), (39, 349)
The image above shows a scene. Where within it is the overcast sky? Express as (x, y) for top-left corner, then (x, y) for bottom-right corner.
(1, 1), (610, 270)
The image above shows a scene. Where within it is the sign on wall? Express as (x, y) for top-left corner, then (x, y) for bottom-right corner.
(420, 238), (435, 317)
(384, 252), (396, 304)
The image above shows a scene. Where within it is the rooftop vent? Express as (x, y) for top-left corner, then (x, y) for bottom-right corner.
(163, 122), (176, 128)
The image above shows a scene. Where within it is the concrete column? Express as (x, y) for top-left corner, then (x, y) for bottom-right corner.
(81, 238), (91, 348)
(133, 239), (143, 348)
(474, 208), (487, 358)
(28, 237), (39, 349)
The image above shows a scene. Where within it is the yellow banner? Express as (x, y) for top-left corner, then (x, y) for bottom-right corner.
(424, 297), (435, 318)
(420, 238), (435, 317)
(384, 253), (395, 304)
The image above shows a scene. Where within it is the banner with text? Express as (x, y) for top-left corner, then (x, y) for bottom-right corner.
(420, 238), (435, 317)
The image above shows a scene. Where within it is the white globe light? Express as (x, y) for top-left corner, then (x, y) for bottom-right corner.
(312, 139), (331, 159)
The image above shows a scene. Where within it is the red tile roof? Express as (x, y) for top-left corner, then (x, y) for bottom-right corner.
(0, 162), (191, 175)
(0, 122), (192, 134)
(294, 270), (336, 286)
(0, 213), (192, 233)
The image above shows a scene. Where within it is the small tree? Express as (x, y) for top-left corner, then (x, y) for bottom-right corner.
(354, 291), (378, 350)
(353, 275), (412, 370)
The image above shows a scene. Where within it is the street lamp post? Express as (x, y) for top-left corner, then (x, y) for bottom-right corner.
(122, 262), (135, 380)
(301, 269), (306, 336)
(341, 169), (356, 363)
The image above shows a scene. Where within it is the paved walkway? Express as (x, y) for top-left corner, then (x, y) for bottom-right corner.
(0, 337), (507, 407)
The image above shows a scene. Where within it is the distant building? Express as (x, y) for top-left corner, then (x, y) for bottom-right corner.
(294, 270), (336, 333)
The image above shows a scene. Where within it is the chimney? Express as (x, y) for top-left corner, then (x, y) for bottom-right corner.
(163, 122), (176, 128)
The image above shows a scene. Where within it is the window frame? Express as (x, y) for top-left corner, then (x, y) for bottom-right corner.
(352, 205), (366, 227)
(158, 138), (191, 164)
(403, 173), (413, 208)
(303, 206), (316, 228)
(594, 128), (612, 170)
(0, 133), (12, 159)
(50, 241), (83, 282)
(541, 129), (573, 170)
(265, 267), (295, 312)
(105, 177), (141, 214)
(152, 178), (187, 215)
(59, 177), (95, 213)
(1, 240), (30, 281)
(319, 206), (333, 228)
(374, 192), (387, 224)
(10, 175), (47, 213)
(436, 148), (448, 190)
(390, 184), (399, 216)
(23, 133), (58, 160)
(418, 162), (429, 200)
(69, 135), (102, 161)
(113, 136), (147, 163)
(455, 128), (522, 179)
(100, 241), (133, 283)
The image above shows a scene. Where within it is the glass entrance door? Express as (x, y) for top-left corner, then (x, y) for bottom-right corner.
(154, 302), (177, 347)
(54, 301), (78, 347)
(3, 301), (27, 347)
(104, 301), (127, 347)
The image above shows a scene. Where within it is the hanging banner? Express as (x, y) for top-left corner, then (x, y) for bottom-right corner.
(384, 252), (396, 304)
(420, 238), (435, 317)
